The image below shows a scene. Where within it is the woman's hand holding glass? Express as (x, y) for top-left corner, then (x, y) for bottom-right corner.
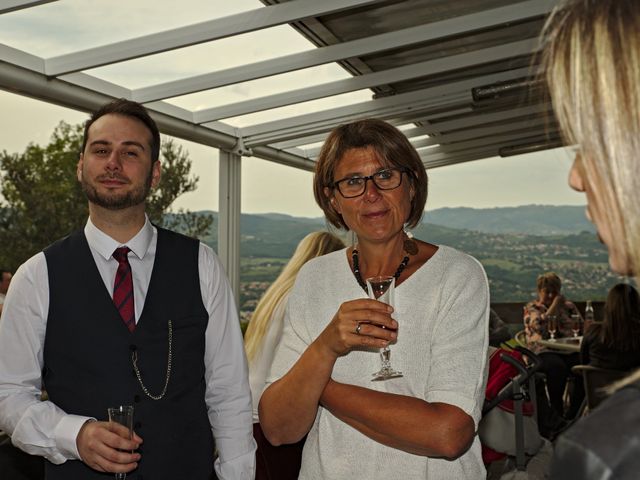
(315, 298), (397, 359)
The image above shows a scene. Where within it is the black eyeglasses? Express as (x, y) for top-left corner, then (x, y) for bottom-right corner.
(330, 167), (409, 198)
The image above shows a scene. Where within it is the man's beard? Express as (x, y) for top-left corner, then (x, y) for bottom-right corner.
(81, 171), (153, 210)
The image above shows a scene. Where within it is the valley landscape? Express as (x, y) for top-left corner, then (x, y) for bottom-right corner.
(192, 205), (623, 325)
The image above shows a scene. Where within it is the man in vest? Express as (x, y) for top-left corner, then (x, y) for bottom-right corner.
(0, 99), (256, 479)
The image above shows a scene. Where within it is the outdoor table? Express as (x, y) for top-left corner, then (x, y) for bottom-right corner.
(537, 336), (582, 353)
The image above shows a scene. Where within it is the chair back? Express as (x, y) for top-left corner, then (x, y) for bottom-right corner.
(571, 365), (630, 412)
(514, 329), (527, 348)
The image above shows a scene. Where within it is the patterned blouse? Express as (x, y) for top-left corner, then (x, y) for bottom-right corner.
(523, 299), (580, 353)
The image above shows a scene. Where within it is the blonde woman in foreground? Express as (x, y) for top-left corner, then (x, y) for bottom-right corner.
(541, 0), (640, 478)
(244, 231), (344, 480)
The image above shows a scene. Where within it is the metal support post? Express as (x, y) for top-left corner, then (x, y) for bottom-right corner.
(218, 149), (242, 309)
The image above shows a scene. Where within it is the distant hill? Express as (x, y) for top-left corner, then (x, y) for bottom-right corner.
(187, 211), (329, 258)
(186, 205), (597, 257)
(173, 206), (621, 311)
(423, 205), (595, 235)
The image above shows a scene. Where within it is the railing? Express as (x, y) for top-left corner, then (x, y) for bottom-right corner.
(491, 301), (604, 326)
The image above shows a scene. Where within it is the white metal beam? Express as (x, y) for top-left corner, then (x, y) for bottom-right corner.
(403, 102), (553, 139)
(0, 0), (57, 14)
(45, 0), (382, 76)
(268, 111), (472, 150)
(218, 150), (242, 308)
(132, 0), (555, 103)
(243, 94), (471, 148)
(194, 39), (538, 122)
(0, 60), (313, 171)
(421, 135), (563, 169)
(242, 67), (532, 146)
(0, 43), (45, 71)
(422, 147), (505, 169)
(272, 132), (329, 150)
(410, 116), (556, 149)
(301, 117), (556, 159)
(419, 131), (552, 160)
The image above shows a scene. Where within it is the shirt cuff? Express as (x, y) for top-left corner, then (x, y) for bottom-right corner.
(213, 439), (257, 480)
(54, 415), (95, 460)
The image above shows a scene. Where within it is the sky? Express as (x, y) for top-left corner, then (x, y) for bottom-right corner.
(0, 0), (587, 219)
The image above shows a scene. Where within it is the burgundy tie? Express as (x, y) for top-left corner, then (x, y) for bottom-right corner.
(113, 247), (135, 332)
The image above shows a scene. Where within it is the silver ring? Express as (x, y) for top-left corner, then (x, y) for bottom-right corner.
(355, 322), (362, 335)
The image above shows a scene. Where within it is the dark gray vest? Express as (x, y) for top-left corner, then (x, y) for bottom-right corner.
(43, 227), (214, 480)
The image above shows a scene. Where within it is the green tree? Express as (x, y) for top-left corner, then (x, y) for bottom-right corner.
(0, 121), (213, 271)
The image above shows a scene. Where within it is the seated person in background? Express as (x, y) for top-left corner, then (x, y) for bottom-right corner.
(523, 272), (583, 419)
(581, 283), (640, 371)
(244, 231), (345, 480)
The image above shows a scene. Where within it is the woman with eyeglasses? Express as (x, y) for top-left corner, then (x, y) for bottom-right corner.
(259, 119), (490, 479)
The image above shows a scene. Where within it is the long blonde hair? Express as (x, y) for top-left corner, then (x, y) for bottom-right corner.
(540, 0), (640, 275)
(541, 0), (640, 389)
(244, 231), (345, 361)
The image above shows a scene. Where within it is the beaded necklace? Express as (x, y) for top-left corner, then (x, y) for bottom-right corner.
(351, 248), (410, 292)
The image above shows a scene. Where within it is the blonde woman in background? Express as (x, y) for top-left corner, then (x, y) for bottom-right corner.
(244, 231), (344, 480)
(541, 0), (640, 477)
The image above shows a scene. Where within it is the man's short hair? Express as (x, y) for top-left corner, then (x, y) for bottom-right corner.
(81, 99), (161, 162)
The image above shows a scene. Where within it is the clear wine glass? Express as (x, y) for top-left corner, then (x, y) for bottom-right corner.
(107, 405), (134, 480)
(571, 314), (582, 337)
(366, 275), (403, 381)
(547, 314), (558, 341)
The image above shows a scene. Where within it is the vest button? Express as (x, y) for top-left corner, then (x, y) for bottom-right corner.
(135, 421), (142, 429)
(134, 395), (141, 403)
(129, 344), (137, 351)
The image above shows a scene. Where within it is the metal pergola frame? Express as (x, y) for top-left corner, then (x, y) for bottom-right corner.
(0, 0), (562, 302)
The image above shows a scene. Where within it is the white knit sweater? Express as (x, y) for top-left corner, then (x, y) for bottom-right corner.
(267, 245), (490, 479)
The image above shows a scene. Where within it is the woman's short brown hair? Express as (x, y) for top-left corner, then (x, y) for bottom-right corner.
(536, 272), (562, 293)
(313, 119), (428, 230)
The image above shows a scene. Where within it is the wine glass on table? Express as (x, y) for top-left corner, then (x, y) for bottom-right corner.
(107, 405), (134, 480)
(571, 314), (582, 338)
(366, 275), (403, 381)
(547, 314), (558, 341)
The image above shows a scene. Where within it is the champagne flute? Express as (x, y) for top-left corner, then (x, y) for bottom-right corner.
(366, 275), (403, 381)
(571, 314), (582, 337)
(107, 405), (134, 480)
(547, 314), (557, 341)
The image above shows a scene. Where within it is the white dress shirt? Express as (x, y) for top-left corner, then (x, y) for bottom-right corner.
(248, 295), (288, 423)
(0, 217), (256, 479)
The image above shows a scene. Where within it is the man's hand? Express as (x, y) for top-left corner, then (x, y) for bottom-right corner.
(77, 420), (142, 474)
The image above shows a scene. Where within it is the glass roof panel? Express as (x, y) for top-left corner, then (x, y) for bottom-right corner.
(0, 0), (262, 56)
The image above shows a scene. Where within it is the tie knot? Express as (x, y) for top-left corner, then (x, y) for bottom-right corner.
(113, 247), (131, 263)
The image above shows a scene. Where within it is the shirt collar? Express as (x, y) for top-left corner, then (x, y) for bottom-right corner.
(84, 215), (155, 261)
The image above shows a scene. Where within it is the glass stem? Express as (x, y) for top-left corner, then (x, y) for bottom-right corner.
(380, 347), (392, 369)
